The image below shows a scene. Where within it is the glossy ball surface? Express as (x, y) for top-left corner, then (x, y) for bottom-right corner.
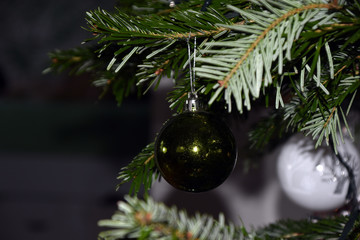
(155, 111), (237, 192)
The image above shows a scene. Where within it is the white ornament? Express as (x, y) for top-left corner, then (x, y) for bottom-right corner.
(277, 133), (360, 211)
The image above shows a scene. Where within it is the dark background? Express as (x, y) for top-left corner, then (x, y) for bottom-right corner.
(0, 1), (152, 239)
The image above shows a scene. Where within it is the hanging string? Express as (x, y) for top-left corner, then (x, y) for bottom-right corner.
(193, 36), (197, 91)
(185, 34), (199, 112)
(186, 34), (196, 95)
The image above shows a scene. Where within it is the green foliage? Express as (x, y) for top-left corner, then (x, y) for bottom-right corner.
(116, 142), (159, 197)
(256, 217), (348, 239)
(46, 0), (360, 149)
(45, 45), (141, 105)
(45, 0), (360, 198)
(82, 4), (235, 93)
(248, 111), (288, 150)
(44, 47), (100, 75)
(98, 195), (251, 240)
(45, 1), (360, 238)
(284, 75), (359, 151)
(192, 0), (360, 150)
(98, 196), (360, 240)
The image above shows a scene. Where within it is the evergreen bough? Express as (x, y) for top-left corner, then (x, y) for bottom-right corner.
(45, 0), (360, 238)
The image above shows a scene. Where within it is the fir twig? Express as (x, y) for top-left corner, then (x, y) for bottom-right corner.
(98, 196), (360, 240)
(116, 142), (160, 196)
(256, 217), (349, 239)
(44, 0), (360, 193)
(98, 195), (250, 240)
(219, 2), (340, 88)
(248, 111), (288, 149)
(196, 0), (344, 113)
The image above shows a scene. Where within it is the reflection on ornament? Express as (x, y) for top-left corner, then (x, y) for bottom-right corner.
(277, 133), (360, 211)
(155, 111), (237, 192)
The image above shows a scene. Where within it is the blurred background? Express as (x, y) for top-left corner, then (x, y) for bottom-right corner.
(2, 0), (349, 239)
(0, 0), (152, 239)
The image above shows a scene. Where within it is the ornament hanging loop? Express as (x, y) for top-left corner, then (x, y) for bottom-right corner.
(186, 34), (196, 95)
(186, 34), (199, 112)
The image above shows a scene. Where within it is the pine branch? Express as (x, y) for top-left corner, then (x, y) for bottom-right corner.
(84, 6), (233, 68)
(98, 196), (360, 240)
(219, 2), (340, 88)
(193, 0), (360, 149)
(44, 47), (100, 75)
(284, 70), (360, 151)
(248, 110), (288, 150)
(116, 142), (160, 196)
(98, 195), (251, 240)
(45, 0), (360, 115)
(47, 4), (237, 105)
(44, 45), (142, 104)
(256, 217), (349, 239)
(45, 1), (243, 103)
(43, 2), (360, 239)
(195, 0), (344, 112)
(45, 0), (360, 197)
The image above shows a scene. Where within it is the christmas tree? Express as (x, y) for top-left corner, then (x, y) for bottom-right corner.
(45, 0), (360, 239)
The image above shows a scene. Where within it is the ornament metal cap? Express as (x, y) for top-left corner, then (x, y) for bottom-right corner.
(169, 1), (176, 7)
(185, 92), (200, 112)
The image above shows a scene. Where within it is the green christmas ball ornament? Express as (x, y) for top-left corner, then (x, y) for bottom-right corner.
(154, 94), (237, 192)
